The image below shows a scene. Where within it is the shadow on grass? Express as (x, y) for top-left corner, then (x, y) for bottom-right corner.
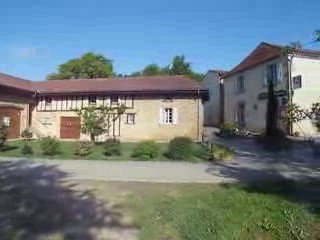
(0, 161), (136, 239)
(0, 145), (19, 152)
(207, 161), (320, 218)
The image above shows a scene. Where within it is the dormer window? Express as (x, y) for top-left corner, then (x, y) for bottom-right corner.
(110, 96), (119, 105)
(89, 96), (97, 105)
(45, 97), (52, 107)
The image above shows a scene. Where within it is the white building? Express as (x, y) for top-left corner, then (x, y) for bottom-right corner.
(222, 42), (320, 137)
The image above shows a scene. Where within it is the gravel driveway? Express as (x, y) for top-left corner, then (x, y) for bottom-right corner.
(2, 154), (319, 184)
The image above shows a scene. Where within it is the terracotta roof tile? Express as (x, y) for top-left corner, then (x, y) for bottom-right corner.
(225, 42), (320, 77)
(0, 73), (205, 95)
(34, 75), (206, 95)
(0, 72), (34, 92)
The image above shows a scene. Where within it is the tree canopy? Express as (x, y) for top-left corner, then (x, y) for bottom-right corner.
(130, 55), (203, 81)
(46, 52), (114, 80)
(170, 55), (192, 75)
(46, 53), (204, 81)
(142, 64), (162, 76)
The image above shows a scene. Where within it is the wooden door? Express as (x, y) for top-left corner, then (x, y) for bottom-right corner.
(0, 107), (21, 139)
(60, 117), (81, 139)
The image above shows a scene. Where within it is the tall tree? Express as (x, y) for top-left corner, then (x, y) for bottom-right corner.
(170, 55), (192, 75)
(47, 52), (114, 80)
(265, 80), (279, 137)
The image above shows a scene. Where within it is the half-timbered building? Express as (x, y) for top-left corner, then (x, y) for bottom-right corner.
(0, 73), (208, 141)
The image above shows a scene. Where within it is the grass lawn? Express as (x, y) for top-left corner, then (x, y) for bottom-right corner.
(0, 158), (319, 240)
(0, 140), (207, 162)
(83, 180), (320, 240)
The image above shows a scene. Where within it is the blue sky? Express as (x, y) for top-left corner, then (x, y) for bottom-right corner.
(0, 0), (319, 80)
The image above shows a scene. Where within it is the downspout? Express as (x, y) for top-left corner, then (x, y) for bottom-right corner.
(287, 54), (294, 135)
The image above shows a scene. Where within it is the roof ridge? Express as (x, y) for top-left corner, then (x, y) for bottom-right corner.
(0, 72), (31, 82)
(41, 74), (187, 82)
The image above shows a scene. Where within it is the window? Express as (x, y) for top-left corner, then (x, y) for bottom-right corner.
(110, 96), (119, 105)
(45, 97), (52, 107)
(89, 96), (97, 105)
(1, 116), (10, 127)
(164, 108), (173, 124)
(266, 63), (281, 85)
(159, 108), (178, 125)
(293, 75), (302, 89)
(126, 113), (135, 124)
(236, 76), (245, 93)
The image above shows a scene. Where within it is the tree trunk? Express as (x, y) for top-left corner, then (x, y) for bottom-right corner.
(266, 80), (279, 137)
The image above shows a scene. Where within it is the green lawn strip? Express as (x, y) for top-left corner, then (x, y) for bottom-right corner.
(0, 140), (207, 162)
(124, 183), (319, 240)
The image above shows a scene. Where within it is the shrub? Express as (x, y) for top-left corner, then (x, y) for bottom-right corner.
(132, 140), (159, 160)
(0, 123), (8, 149)
(208, 144), (234, 161)
(104, 138), (121, 156)
(40, 136), (60, 156)
(166, 137), (193, 160)
(21, 143), (34, 155)
(219, 122), (238, 137)
(74, 141), (92, 156)
(21, 128), (33, 140)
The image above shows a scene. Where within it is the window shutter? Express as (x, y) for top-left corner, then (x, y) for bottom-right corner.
(234, 108), (238, 123)
(263, 69), (268, 87)
(159, 108), (164, 125)
(173, 108), (178, 125)
(277, 64), (282, 83)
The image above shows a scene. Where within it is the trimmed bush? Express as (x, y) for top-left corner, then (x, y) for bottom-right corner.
(132, 140), (159, 160)
(21, 129), (33, 140)
(219, 122), (238, 137)
(0, 123), (8, 149)
(21, 143), (34, 155)
(74, 141), (92, 156)
(104, 138), (121, 156)
(40, 137), (60, 156)
(166, 137), (193, 160)
(209, 144), (234, 161)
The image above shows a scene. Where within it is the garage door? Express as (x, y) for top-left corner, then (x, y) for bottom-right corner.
(0, 107), (21, 139)
(60, 117), (81, 139)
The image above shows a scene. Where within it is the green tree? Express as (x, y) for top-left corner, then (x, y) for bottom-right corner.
(47, 52), (114, 80)
(170, 55), (192, 75)
(78, 105), (126, 142)
(130, 71), (142, 77)
(142, 64), (162, 76)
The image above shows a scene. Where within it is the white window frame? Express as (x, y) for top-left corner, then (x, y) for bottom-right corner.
(293, 75), (302, 89)
(265, 63), (282, 86)
(126, 113), (135, 125)
(1, 116), (10, 127)
(164, 108), (173, 124)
